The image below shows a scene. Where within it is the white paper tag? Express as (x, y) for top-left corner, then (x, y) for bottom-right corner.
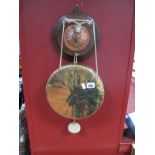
(86, 82), (95, 88)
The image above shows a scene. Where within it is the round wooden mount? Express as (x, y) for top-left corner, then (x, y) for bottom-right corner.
(53, 10), (100, 60)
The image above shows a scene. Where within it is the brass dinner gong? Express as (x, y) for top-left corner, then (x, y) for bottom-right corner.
(46, 64), (104, 120)
(48, 6), (103, 133)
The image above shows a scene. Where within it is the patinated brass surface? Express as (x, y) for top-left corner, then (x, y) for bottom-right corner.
(46, 64), (104, 120)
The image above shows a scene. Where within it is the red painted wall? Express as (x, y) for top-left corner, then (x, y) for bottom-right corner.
(20, 0), (134, 155)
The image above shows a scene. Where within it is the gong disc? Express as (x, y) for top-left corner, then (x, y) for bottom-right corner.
(46, 64), (104, 120)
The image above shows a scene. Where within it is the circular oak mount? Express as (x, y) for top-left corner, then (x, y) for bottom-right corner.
(53, 11), (100, 60)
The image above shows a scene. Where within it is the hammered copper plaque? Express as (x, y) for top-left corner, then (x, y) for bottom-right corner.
(46, 64), (104, 120)
(64, 24), (90, 52)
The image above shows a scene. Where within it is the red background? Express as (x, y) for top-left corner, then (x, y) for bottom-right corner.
(20, 0), (135, 155)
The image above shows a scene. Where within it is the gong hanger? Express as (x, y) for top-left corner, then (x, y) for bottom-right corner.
(59, 17), (99, 75)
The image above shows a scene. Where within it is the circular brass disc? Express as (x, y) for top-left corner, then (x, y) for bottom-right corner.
(46, 64), (104, 120)
(64, 25), (90, 52)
